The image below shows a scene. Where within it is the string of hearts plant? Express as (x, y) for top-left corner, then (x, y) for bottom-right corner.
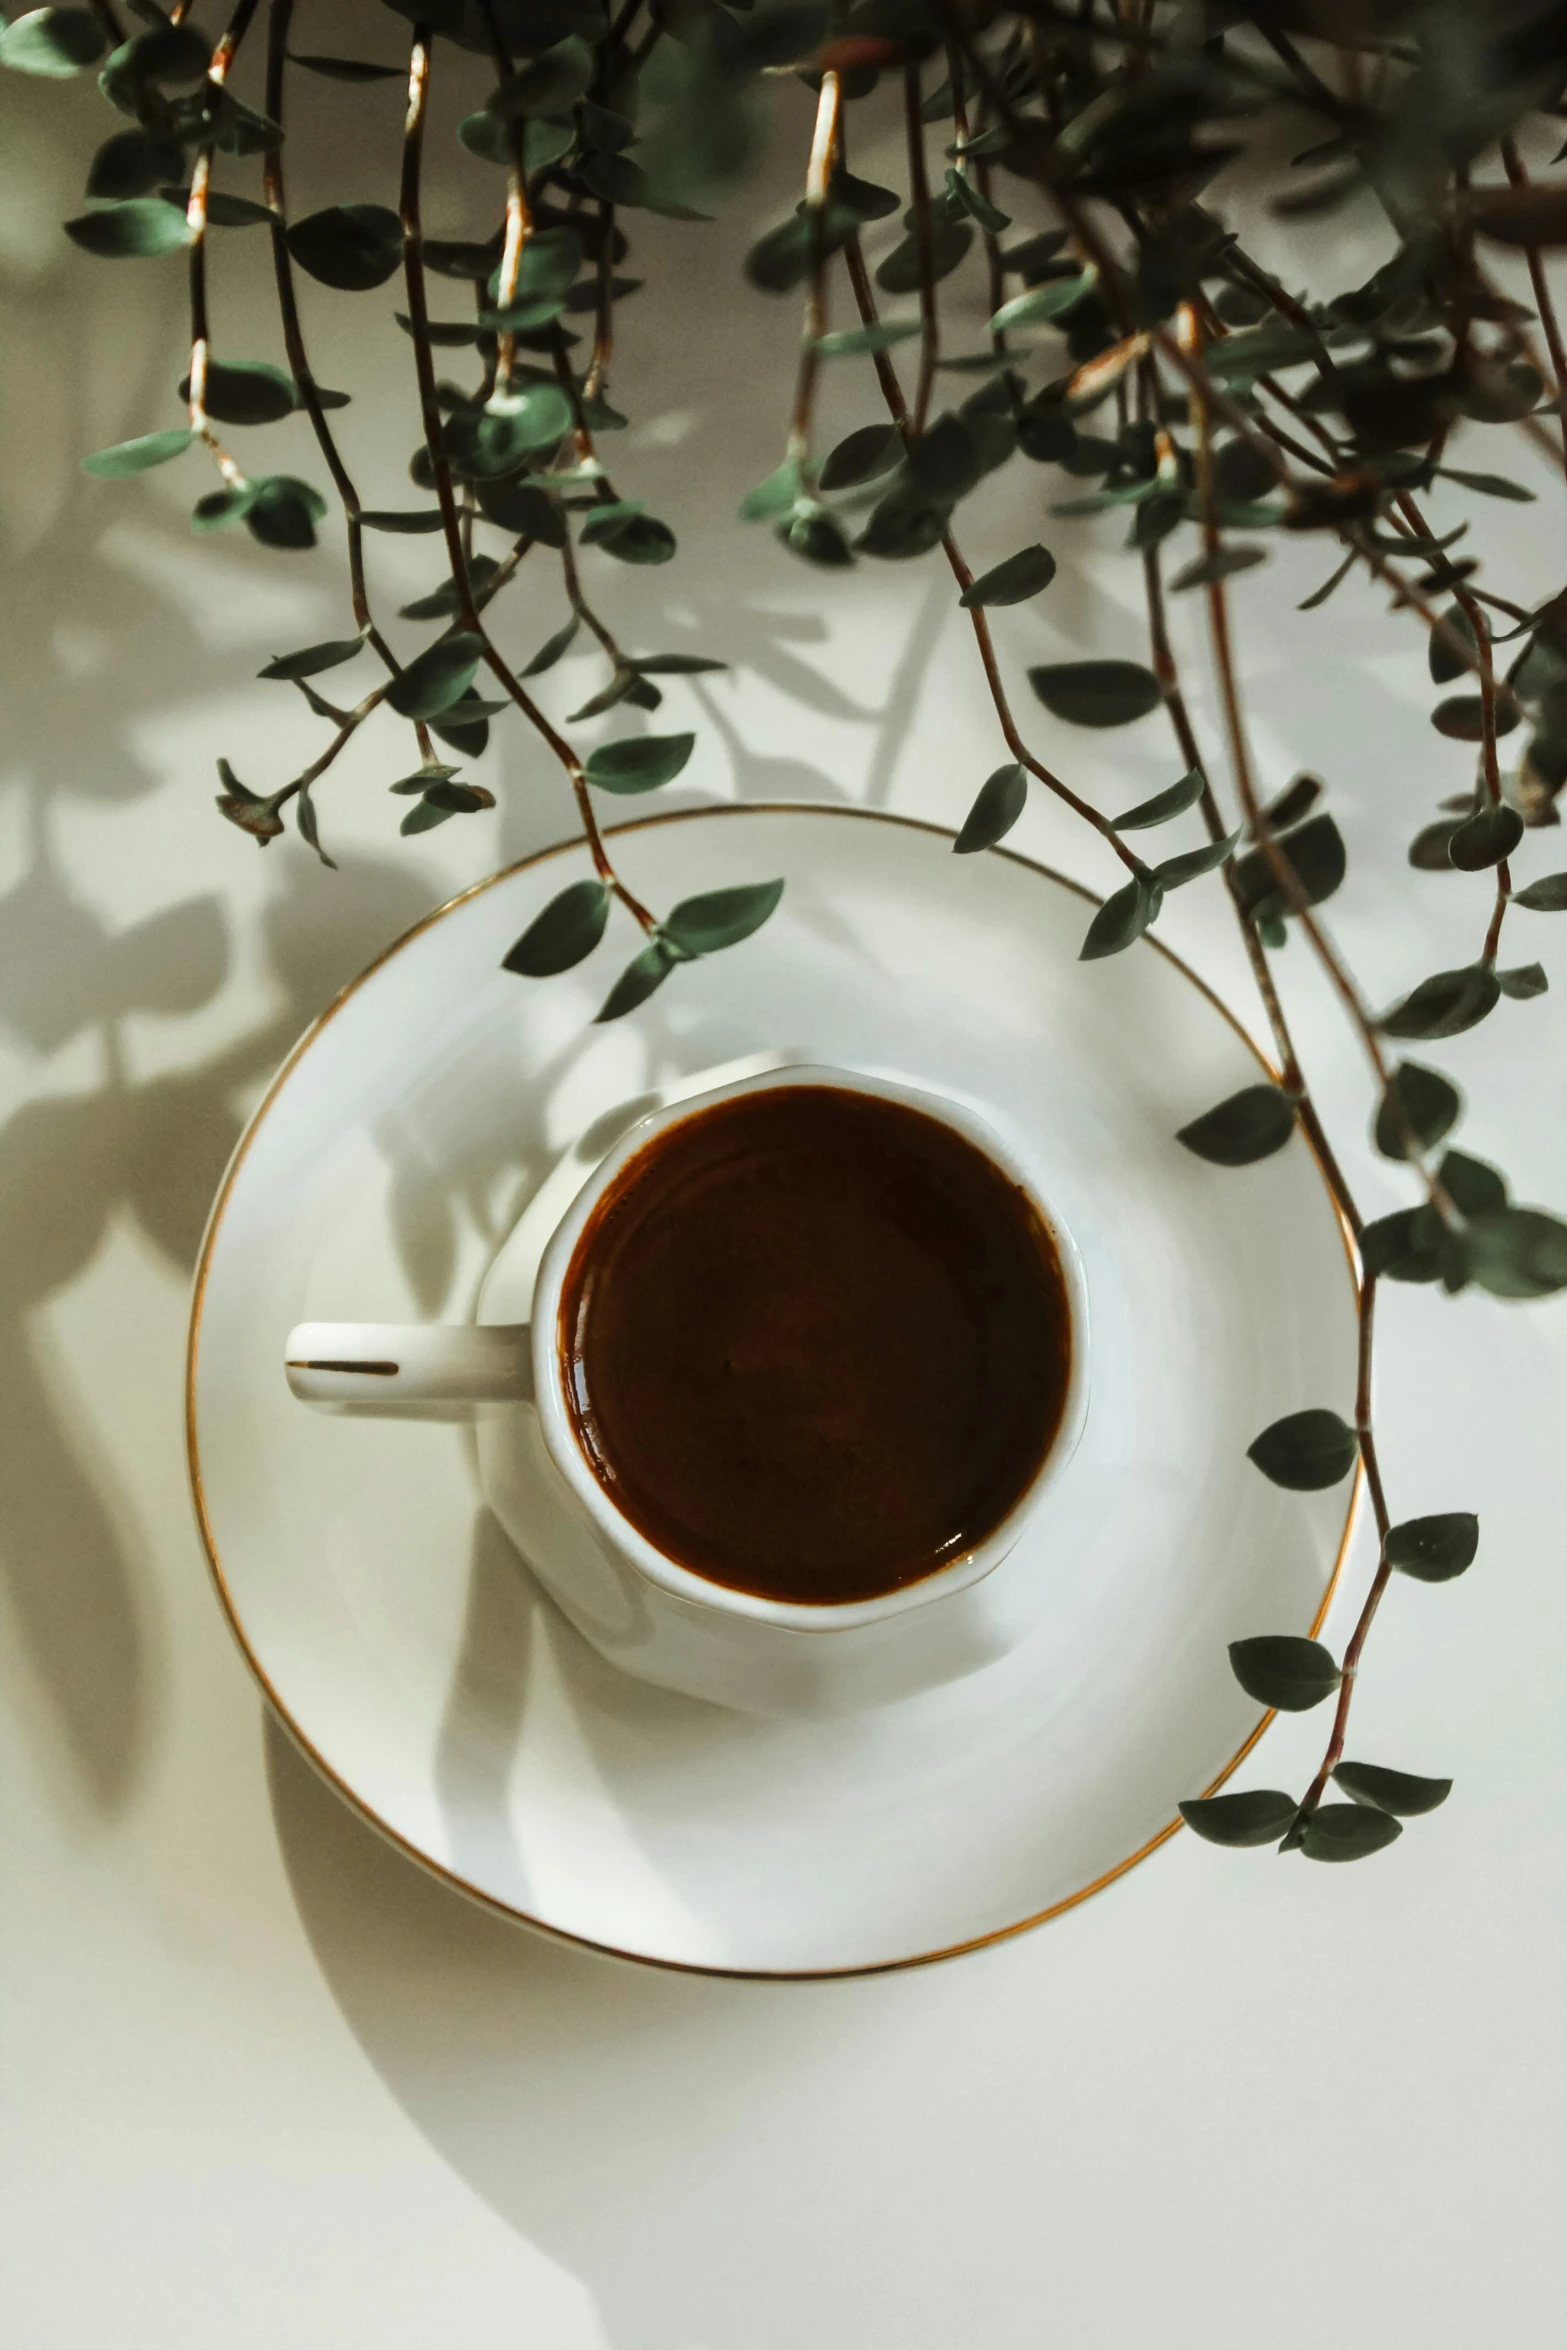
(12, 0), (1567, 1864)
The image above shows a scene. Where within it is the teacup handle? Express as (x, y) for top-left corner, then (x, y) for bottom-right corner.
(284, 1321), (532, 1415)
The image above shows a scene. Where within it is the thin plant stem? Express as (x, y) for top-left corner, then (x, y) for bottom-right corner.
(842, 236), (1144, 875)
(902, 60), (940, 434)
(398, 24), (655, 928)
(184, 0), (263, 478)
(1500, 135), (1567, 474)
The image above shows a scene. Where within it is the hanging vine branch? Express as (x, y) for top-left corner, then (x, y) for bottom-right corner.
(28, 0), (1567, 1866)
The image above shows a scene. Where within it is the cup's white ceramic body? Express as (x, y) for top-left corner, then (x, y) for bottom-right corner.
(285, 1065), (1089, 1715)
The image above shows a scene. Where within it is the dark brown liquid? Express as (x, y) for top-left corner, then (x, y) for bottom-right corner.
(558, 1085), (1073, 1606)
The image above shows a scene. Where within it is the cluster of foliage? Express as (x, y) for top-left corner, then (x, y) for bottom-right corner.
(9, 0), (1567, 1863)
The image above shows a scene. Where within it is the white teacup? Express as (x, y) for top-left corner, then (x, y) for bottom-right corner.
(286, 1064), (1089, 1716)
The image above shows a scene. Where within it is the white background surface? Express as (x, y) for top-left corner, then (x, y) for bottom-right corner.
(2, 16), (1564, 2344)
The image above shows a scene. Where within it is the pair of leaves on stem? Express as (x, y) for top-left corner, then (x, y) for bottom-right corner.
(1246, 1410), (1481, 1576)
(1181, 1759), (1448, 1859)
(389, 763), (494, 836)
(1361, 1183), (1567, 1300)
(1079, 828), (1240, 961)
(502, 877), (785, 1025)
(193, 475), (327, 550)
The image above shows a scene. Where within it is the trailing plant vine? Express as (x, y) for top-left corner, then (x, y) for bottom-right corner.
(11, 0), (1567, 1862)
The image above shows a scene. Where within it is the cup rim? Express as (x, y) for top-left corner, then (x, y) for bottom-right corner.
(530, 1062), (1090, 1633)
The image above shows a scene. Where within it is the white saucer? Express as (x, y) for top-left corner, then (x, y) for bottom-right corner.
(187, 805), (1359, 1976)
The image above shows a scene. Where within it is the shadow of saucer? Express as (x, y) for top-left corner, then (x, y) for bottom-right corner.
(266, 1710), (1083, 2350)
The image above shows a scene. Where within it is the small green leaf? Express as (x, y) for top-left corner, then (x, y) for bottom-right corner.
(1374, 1062), (1461, 1161)
(86, 127), (185, 199)
(258, 635), (366, 681)
(582, 149), (709, 218)
(294, 782), (336, 867)
(65, 197), (192, 258)
(1513, 870), (1567, 910)
(290, 53), (405, 82)
(595, 938), (675, 1023)
(388, 764), (459, 793)
(1255, 778), (1323, 839)
(1497, 958), (1548, 998)
(819, 426), (901, 493)
(953, 763), (1027, 854)
(198, 191), (277, 230)
(1152, 831), (1240, 890)
(286, 203), (404, 291)
(779, 508), (854, 567)
(875, 216), (973, 295)
(1079, 873), (1163, 960)
(488, 35), (594, 118)
(1232, 815), (1346, 918)
(1437, 1148), (1508, 1218)
(631, 654), (728, 676)
(0, 6), (104, 74)
(361, 507), (449, 534)
(244, 475), (327, 549)
(738, 459), (802, 524)
(1465, 1205), (1567, 1298)
(990, 270), (1097, 332)
(82, 426), (196, 478)
(1247, 1408), (1359, 1490)
(1409, 819), (1460, 871)
(1428, 601), (1484, 685)
(1360, 1205), (1451, 1284)
(662, 878), (784, 956)
(959, 544), (1057, 607)
(816, 321), (920, 358)
(449, 385), (574, 475)
(945, 166), (1009, 233)
(568, 671), (641, 722)
(857, 479), (948, 561)
(585, 733), (694, 795)
(1029, 659), (1162, 728)
(179, 357), (298, 426)
(588, 512), (676, 565)
(1448, 802), (1524, 870)
(460, 108), (574, 168)
(502, 879), (610, 976)
(399, 797), (457, 834)
(520, 614), (580, 677)
(192, 483), (260, 534)
(1385, 1512), (1478, 1581)
(1229, 1634), (1340, 1712)
(1380, 964), (1501, 1039)
(386, 632), (485, 720)
(1166, 543), (1268, 594)
(831, 170), (900, 222)
(1434, 465), (1536, 502)
(1333, 1761), (1452, 1816)
(399, 554), (501, 621)
(98, 19), (209, 109)
(474, 477), (564, 543)
(1299, 1805), (1402, 1863)
(430, 691), (499, 756)
(1176, 1085), (1297, 1166)
(1113, 769), (1204, 830)
(1178, 1790), (1298, 1847)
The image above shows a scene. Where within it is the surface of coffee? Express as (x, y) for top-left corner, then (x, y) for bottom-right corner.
(558, 1085), (1073, 1606)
